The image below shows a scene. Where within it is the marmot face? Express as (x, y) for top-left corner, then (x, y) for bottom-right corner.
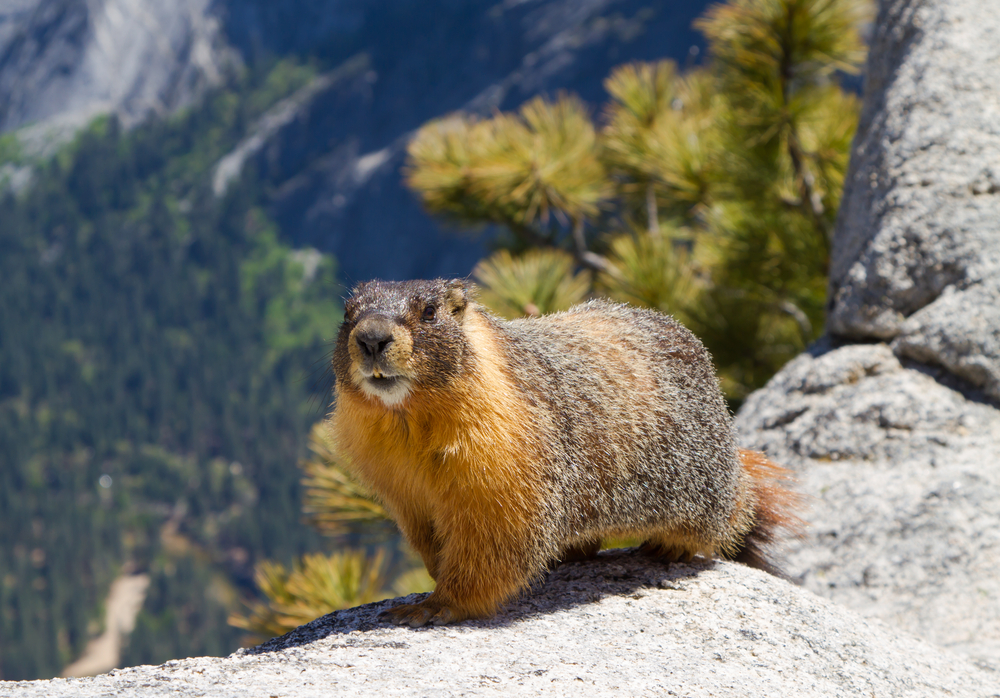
(333, 278), (473, 407)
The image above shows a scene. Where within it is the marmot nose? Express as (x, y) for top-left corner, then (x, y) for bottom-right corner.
(355, 318), (395, 358)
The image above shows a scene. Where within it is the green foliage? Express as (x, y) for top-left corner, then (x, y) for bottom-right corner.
(474, 248), (591, 319)
(239, 226), (340, 369)
(228, 550), (390, 642)
(404, 0), (869, 399)
(602, 63), (720, 225)
(698, 0), (869, 227)
(698, 0), (869, 102)
(406, 95), (611, 250)
(688, 0), (869, 397)
(0, 59), (339, 679)
(245, 59), (318, 116)
(0, 132), (23, 165)
(230, 422), (433, 643)
(598, 224), (699, 325)
(482, 96), (610, 228)
(300, 422), (393, 540)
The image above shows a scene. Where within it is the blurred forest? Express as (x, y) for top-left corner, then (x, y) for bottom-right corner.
(0, 61), (341, 679)
(233, 0), (870, 641)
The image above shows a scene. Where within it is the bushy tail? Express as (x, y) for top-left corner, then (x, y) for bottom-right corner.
(728, 449), (805, 580)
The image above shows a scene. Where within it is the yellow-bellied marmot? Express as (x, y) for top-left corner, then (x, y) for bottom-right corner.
(330, 278), (798, 627)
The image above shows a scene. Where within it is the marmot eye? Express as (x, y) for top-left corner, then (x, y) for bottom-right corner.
(421, 305), (437, 322)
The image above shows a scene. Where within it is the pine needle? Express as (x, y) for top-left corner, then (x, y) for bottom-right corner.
(228, 549), (391, 642)
(474, 248), (591, 319)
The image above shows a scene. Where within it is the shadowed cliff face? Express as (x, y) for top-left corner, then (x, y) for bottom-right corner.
(0, 0), (711, 281)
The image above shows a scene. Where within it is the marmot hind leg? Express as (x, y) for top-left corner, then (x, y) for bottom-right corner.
(560, 539), (601, 563)
(639, 530), (713, 563)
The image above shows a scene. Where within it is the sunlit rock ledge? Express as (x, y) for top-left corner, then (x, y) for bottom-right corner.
(1, 552), (992, 697)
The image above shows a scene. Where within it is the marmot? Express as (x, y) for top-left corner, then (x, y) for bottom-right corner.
(330, 278), (799, 627)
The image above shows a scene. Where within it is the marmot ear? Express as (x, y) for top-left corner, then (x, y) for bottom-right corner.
(444, 279), (473, 320)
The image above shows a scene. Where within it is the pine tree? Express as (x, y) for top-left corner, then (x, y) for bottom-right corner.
(405, 0), (870, 399)
(474, 248), (591, 319)
(228, 550), (389, 642)
(405, 95), (612, 269)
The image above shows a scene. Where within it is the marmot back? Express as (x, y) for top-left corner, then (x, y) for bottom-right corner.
(499, 302), (748, 550)
(330, 278), (798, 627)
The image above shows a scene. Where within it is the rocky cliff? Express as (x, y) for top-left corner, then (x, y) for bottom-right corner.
(0, 0), (231, 140)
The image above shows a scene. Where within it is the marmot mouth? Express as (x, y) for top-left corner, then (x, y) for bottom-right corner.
(368, 375), (400, 389)
(356, 366), (412, 405)
(360, 372), (412, 406)
(364, 371), (410, 391)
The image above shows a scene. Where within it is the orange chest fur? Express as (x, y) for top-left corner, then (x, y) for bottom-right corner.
(330, 386), (538, 514)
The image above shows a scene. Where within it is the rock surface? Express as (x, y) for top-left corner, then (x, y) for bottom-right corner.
(735, 0), (1000, 675)
(1, 553), (994, 697)
(736, 341), (1000, 669)
(828, 0), (1000, 399)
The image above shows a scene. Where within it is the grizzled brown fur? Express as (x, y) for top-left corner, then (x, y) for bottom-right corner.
(329, 278), (799, 627)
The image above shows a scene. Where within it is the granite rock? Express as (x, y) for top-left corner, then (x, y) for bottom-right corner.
(736, 342), (1000, 668)
(1, 553), (994, 697)
(828, 0), (1000, 398)
(0, 0), (233, 143)
(734, 0), (1000, 670)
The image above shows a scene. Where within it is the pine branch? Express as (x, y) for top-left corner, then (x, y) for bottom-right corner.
(570, 218), (611, 273)
(786, 128), (831, 252)
(646, 182), (660, 238)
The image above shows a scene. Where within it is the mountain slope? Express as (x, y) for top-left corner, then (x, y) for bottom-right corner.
(0, 71), (337, 680)
(0, 0), (232, 139)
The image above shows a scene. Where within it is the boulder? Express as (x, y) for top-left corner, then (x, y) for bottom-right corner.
(1, 553), (993, 697)
(736, 342), (1000, 667)
(828, 0), (1000, 400)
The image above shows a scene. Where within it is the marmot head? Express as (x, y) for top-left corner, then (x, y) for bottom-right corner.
(333, 278), (474, 407)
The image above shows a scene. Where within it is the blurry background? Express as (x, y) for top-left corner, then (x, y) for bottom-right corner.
(0, 0), (867, 679)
